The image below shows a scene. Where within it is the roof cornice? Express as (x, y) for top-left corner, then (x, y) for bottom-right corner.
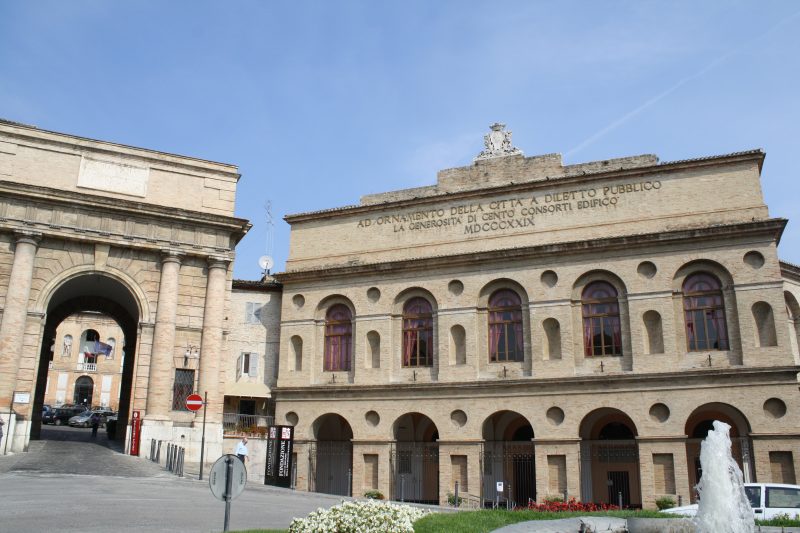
(284, 149), (765, 223)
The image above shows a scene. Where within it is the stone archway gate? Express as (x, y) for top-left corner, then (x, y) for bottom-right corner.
(0, 119), (249, 456)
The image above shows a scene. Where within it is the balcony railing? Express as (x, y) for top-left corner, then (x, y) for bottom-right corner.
(76, 362), (97, 372)
(222, 413), (274, 438)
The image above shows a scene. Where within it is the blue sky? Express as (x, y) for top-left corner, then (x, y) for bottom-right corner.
(1, 1), (799, 279)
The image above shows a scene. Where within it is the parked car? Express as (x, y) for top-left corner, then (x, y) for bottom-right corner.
(43, 405), (88, 425)
(42, 404), (54, 419)
(662, 483), (800, 520)
(68, 409), (115, 428)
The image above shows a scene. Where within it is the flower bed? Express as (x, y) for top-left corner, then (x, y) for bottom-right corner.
(524, 497), (619, 513)
(288, 499), (429, 533)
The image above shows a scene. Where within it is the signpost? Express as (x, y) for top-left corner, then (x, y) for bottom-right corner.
(209, 454), (247, 532)
(186, 392), (207, 480)
(129, 410), (141, 456)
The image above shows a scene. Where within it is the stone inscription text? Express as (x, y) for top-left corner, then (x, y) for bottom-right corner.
(355, 180), (662, 234)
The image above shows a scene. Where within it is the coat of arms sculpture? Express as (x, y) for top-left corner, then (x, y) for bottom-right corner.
(475, 122), (523, 162)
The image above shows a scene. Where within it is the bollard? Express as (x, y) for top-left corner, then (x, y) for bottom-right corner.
(454, 481), (459, 508)
(156, 440), (162, 463)
(400, 474), (405, 502)
(618, 491), (623, 510)
(178, 447), (184, 477)
(347, 468), (352, 496)
(563, 488), (568, 502)
(678, 495), (682, 506)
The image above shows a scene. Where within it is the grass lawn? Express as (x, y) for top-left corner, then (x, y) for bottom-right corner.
(413, 509), (666, 533)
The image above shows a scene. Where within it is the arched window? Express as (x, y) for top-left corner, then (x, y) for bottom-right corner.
(582, 281), (622, 356)
(488, 289), (523, 362)
(683, 273), (729, 351)
(106, 337), (116, 359)
(324, 305), (352, 371)
(402, 297), (433, 367)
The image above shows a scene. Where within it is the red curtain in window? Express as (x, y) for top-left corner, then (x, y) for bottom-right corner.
(324, 304), (352, 371)
(488, 289), (523, 361)
(582, 281), (621, 356)
(403, 297), (433, 367)
(683, 273), (728, 351)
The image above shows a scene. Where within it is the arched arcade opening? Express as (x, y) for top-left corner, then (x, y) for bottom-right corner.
(31, 273), (140, 449)
(309, 413), (353, 496)
(684, 402), (752, 501)
(392, 412), (439, 504)
(579, 408), (641, 508)
(481, 410), (535, 507)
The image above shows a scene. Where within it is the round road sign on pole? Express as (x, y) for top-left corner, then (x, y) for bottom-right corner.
(185, 393), (204, 411)
(209, 455), (247, 501)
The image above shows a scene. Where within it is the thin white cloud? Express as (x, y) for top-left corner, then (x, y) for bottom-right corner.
(566, 8), (800, 158)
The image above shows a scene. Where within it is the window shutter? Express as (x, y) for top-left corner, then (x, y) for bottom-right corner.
(236, 353), (243, 381)
(249, 353), (258, 377)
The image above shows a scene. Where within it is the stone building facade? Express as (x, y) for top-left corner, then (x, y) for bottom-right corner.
(0, 119), (248, 459)
(44, 312), (125, 411)
(272, 125), (800, 508)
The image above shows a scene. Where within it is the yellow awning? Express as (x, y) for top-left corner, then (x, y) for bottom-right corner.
(223, 381), (272, 398)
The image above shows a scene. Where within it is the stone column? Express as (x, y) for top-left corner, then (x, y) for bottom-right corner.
(145, 251), (182, 418)
(198, 257), (228, 422)
(0, 231), (42, 406)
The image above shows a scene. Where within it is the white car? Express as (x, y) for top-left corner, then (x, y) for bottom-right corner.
(662, 483), (800, 520)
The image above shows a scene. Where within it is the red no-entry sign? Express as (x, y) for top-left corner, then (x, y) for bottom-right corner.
(186, 393), (204, 411)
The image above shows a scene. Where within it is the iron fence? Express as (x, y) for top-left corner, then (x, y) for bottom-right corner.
(309, 441), (353, 496)
(222, 413), (274, 437)
(390, 442), (439, 505)
(480, 442), (536, 508)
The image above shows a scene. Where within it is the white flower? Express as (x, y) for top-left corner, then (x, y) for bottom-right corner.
(288, 499), (429, 533)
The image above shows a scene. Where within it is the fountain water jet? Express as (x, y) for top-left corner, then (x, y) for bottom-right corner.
(693, 420), (754, 533)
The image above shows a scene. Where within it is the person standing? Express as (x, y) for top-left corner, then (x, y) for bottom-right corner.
(0, 417), (5, 448)
(235, 436), (248, 464)
(90, 412), (100, 438)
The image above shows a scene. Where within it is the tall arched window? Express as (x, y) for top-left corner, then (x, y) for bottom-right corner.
(488, 289), (524, 362)
(402, 297), (433, 367)
(324, 305), (352, 371)
(582, 281), (622, 356)
(683, 273), (729, 351)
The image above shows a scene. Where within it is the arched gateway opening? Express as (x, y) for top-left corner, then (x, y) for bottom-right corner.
(392, 412), (439, 504)
(309, 413), (353, 496)
(481, 410), (535, 508)
(31, 273), (140, 447)
(579, 408), (641, 508)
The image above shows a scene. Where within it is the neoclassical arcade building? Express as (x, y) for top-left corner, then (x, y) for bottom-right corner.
(0, 119), (248, 461)
(2, 119), (799, 510)
(272, 125), (800, 508)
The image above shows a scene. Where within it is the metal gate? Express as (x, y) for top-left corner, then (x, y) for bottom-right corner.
(580, 440), (640, 507)
(480, 442), (535, 508)
(309, 441), (352, 496)
(390, 442), (439, 504)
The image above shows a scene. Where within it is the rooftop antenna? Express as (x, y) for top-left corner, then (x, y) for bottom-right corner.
(258, 200), (275, 277)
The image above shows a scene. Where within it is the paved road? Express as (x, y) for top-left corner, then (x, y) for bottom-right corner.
(0, 426), (349, 532)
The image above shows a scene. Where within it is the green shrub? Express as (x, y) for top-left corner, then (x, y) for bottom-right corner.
(447, 492), (463, 506)
(544, 495), (564, 503)
(364, 489), (385, 500)
(655, 496), (676, 510)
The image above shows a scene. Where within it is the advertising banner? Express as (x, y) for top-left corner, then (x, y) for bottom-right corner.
(264, 425), (294, 488)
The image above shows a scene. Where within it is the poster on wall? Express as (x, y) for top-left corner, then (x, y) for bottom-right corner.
(264, 425), (294, 488)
